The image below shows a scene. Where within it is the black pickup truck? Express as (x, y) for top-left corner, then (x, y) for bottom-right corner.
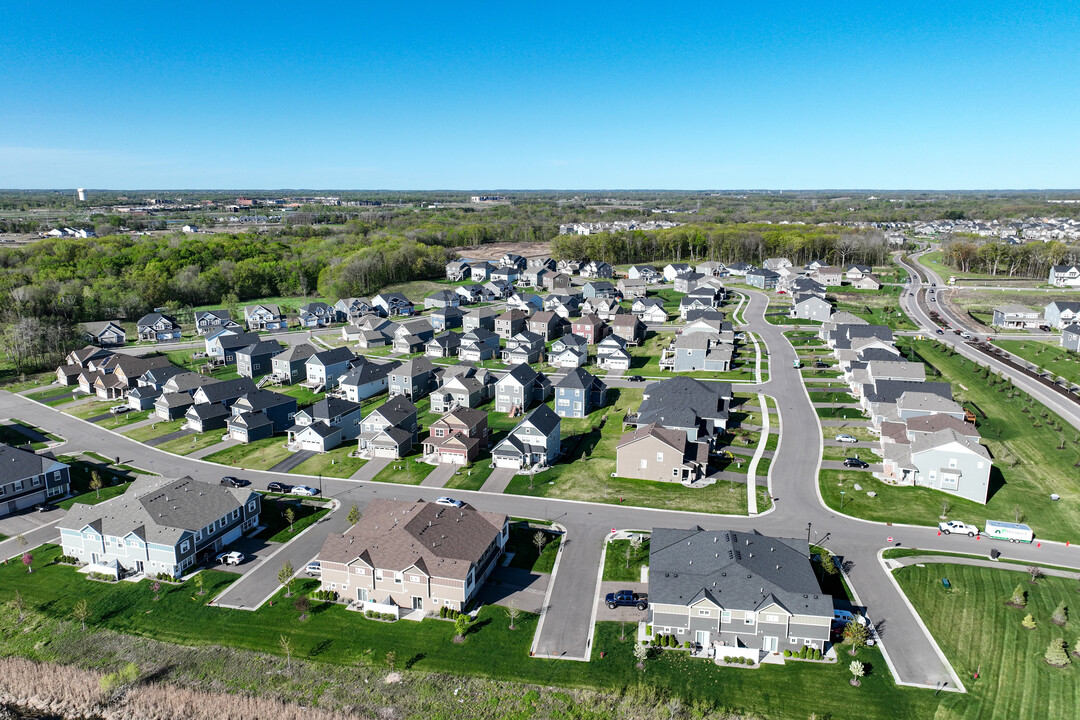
(605, 589), (648, 610)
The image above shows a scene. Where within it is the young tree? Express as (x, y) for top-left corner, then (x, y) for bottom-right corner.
(279, 560), (294, 598)
(819, 551), (838, 578)
(150, 581), (161, 601)
(628, 534), (644, 570)
(633, 641), (648, 670)
(1052, 601), (1068, 626)
(453, 614), (469, 641)
(843, 617), (869, 655)
(1045, 638), (1070, 667)
(620, 620), (627, 641)
(99, 662), (139, 697)
(90, 470), (103, 499)
(1009, 584), (1027, 607)
(1028, 566), (1044, 584)
(21, 552), (32, 573)
(347, 503), (361, 525)
(72, 599), (90, 631)
(16, 535), (27, 551)
(194, 573), (205, 596)
(9, 590), (25, 624)
(279, 634), (293, 669)
(1021, 613), (1037, 629)
(505, 600), (521, 630)
(284, 507), (296, 533)
(849, 660), (865, 686)
(385, 650), (397, 672)
(532, 530), (547, 560)
(294, 595), (311, 620)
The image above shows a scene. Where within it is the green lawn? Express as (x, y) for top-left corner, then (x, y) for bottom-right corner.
(55, 455), (134, 510)
(504, 523), (562, 573)
(203, 436), (293, 471)
(274, 383), (327, 406)
(603, 537), (650, 582)
(369, 456), (435, 485)
(123, 418), (185, 442)
(256, 498), (332, 543)
(64, 400), (121, 420)
(0, 544), (945, 720)
(626, 333), (759, 381)
(441, 461), (494, 491)
(896, 562), (1079, 720)
(95, 408), (154, 431)
(0, 421), (58, 451)
(816, 407), (866, 419)
(290, 445), (367, 478)
(995, 339), (1080, 386)
(25, 385), (83, 406)
(822, 445), (882, 463)
(832, 298), (917, 330)
(154, 431), (228, 456)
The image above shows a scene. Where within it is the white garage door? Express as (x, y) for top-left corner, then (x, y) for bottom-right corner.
(373, 446), (399, 459)
(444, 452), (467, 465)
(492, 455), (520, 469)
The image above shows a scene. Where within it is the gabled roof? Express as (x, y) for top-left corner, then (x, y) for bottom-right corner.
(195, 377), (258, 403)
(397, 357), (435, 377)
(518, 403), (560, 436)
(371, 396), (417, 425)
(214, 332), (261, 350)
(0, 444), (66, 481)
(501, 363), (540, 386)
(233, 389), (295, 413)
(274, 342), (318, 363)
(307, 346), (356, 366)
(239, 339), (285, 357)
(910, 428), (990, 459)
(338, 359), (398, 386)
(556, 367), (604, 391)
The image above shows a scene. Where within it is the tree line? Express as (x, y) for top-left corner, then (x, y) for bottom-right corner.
(939, 237), (1074, 277)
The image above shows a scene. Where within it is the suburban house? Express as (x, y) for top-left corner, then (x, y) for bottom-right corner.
(596, 334), (628, 362)
(1048, 264), (1080, 287)
(674, 272), (704, 294)
(554, 368), (607, 419)
(388, 358), (436, 400)
(790, 294), (833, 322)
(492, 266), (520, 285)
(617, 278), (648, 299)
(136, 313), (182, 343)
(287, 397), (364, 452)
(58, 475), (261, 579)
(495, 309), (529, 339)
(661, 333), (733, 373)
(746, 268), (780, 290)
(1044, 301), (1080, 329)
(455, 284), (484, 304)
(764, 258), (792, 272)
(881, 427), (992, 504)
(183, 402), (232, 433)
(423, 408), (490, 464)
(494, 363), (551, 413)
(373, 292), (415, 317)
(991, 304), (1041, 329)
(581, 260), (614, 279)
(1062, 324), (1080, 352)
(648, 528), (833, 654)
(542, 272), (572, 291)
(811, 266), (843, 286)
(205, 331), (260, 366)
(458, 328), (502, 362)
(0, 444), (70, 516)
(392, 319), (435, 353)
(598, 345), (631, 370)
(463, 306), (500, 333)
(633, 297), (669, 324)
(335, 297), (378, 322)
(337, 359), (398, 402)
(429, 363), (496, 413)
(582, 297), (624, 321)
(357, 396), (419, 459)
(527, 311), (566, 341)
(424, 290), (462, 310)
(726, 262), (753, 277)
(484, 279), (512, 299)
(245, 304), (288, 331)
(851, 274), (882, 290)
(508, 292), (544, 314)
(235, 339), (284, 379)
(615, 424), (707, 483)
(77, 353), (174, 401)
(191, 377), (259, 409)
(304, 347), (357, 390)
(425, 332), (462, 359)
(610, 314), (645, 345)
(502, 331), (545, 364)
(316, 498), (508, 614)
(297, 301), (337, 328)
(844, 264), (873, 280)
(270, 342), (318, 385)
(628, 265), (660, 282)
(445, 261), (470, 281)
(549, 334), (589, 369)
(679, 295), (717, 320)
(663, 263), (693, 281)
(470, 261), (496, 283)
(226, 390), (298, 443)
(56, 346), (115, 385)
(582, 281), (616, 299)
(572, 315), (609, 345)
(501, 253), (527, 270)
(627, 377), (732, 448)
(491, 404), (561, 469)
(429, 306), (465, 332)
(521, 267), (547, 287)
(81, 321), (127, 347)
(697, 261), (725, 277)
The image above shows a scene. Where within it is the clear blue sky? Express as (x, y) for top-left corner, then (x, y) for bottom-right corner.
(1, 1), (1077, 189)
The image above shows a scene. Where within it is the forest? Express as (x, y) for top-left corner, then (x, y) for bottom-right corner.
(937, 237), (1075, 277)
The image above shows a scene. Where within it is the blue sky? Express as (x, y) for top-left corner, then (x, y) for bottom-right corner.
(1, 1), (1077, 189)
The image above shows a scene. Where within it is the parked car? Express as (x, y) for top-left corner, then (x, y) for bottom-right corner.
(216, 551), (244, 566)
(267, 481), (293, 493)
(626, 375), (645, 382)
(843, 458), (869, 468)
(812, 360), (828, 368)
(832, 609), (868, 628)
(835, 434), (858, 443)
(605, 589), (648, 610)
(435, 496), (465, 508)
(220, 476), (250, 488)
(109, 405), (130, 414)
(959, 331), (971, 339)
(938, 520), (979, 537)
(292, 485), (320, 496)
(305, 561), (321, 576)
(935, 329), (944, 335)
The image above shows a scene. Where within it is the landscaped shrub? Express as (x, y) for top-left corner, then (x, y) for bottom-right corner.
(381, 613), (395, 622)
(311, 589), (338, 602)
(813, 648), (822, 660)
(439, 606), (447, 618)
(55, 555), (80, 565)
(684, 641), (692, 649)
(783, 649), (791, 658)
(800, 646), (809, 659)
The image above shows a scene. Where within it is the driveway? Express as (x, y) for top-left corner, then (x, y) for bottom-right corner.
(145, 428), (195, 446)
(480, 467), (516, 493)
(267, 450), (317, 473)
(475, 565), (550, 614)
(594, 580), (649, 622)
(420, 463), (457, 487)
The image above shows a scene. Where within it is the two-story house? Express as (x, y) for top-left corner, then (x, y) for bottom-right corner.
(337, 359), (398, 402)
(502, 331), (545, 365)
(615, 424), (708, 483)
(80, 321), (127, 347)
(527, 311), (566, 341)
(357, 396), (418, 459)
(287, 397), (364, 452)
(244, 304), (288, 331)
(226, 390), (298, 443)
(388, 358), (436, 400)
(494, 364), (551, 413)
(571, 315), (609, 345)
(194, 310), (239, 336)
(425, 332), (462, 359)
(462, 306), (500, 333)
(429, 306), (466, 332)
(458, 328), (501, 363)
(549, 334), (589, 369)
(0, 444), (70, 516)
(373, 292), (415, 317)
(491, 404), (561, 469)
(297, 301), (337, 328)
(422, 408), (490, 464)
(270, 342), (318, 385)
(554, 368), (607, 419)
(429, 363), (495, 413)
(495, 309), (529, 339)
(235, 339), (284, 379)
(136, 313), (182, 343)
(205, 331), (261, 366)
(304, 347), (356, 390)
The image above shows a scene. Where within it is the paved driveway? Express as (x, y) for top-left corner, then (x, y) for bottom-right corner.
(475, 565), (550, 614)
(480, 467), (516, 493)
(594, 580), (649, 622)
(268, 449), (316, 473)
(145, 428), (194, 446)
(421, 463), (457, 487)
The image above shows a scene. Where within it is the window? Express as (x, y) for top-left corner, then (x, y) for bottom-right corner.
(639, 458), (647, 469)
(409, 575), (420, 583)
(248, 501), (256, 512)
(948, 458), (957, 469)
(31, 476), (42, 487)
(180, 541), (190, 553)
(698, 609), (709, 616)
(721, 611), (731, 624)
(232, 508), (240, 520)
(744, 615), (755, 625)
(656, 452), (664, 462)
(356, 568), (364, 575)
(375, 570), (383, 580)
(672, 468), (680, 477)
(790, 637), (798, 644)
(677, 628), (685, 635)
(766, 614), (778, 623)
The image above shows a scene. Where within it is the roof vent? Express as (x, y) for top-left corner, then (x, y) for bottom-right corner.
(776, 565), (780, 570)
(715, 553), (719, 558)
(713, 536), (717, 542)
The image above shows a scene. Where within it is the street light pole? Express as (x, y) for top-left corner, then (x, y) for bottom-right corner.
(806, 522), (811, 550)
(840, 491), (846, 511)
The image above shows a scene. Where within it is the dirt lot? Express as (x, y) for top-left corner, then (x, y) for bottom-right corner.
(451, 241), (552, 261)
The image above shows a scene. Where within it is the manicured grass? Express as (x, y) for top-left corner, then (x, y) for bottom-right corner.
(54, 455), (134, 510)
(64, 400), (121, 420)
(95, 408), (154, 430)
(832, 297), (917, 330)
(275, 383), (327, 406)
(369, 457), (435, 485)
(801, 367), (843, 378)
(256, 498), (332, 543)
(816, 407), (866, 419)
(822, 445), (882, 463)
(0, 422), (53, 450)
(603, 537), (650, 582)
(504, 523), (562, 573)
(290, 445), (367, 478)
(995, 339), (1080, 386)
(25, 385), (82, 406)
(124, 418), (185, 442)
(627, 333), (759, 381)
(896, 563), (1079, 720)
(154, 431), (228, 456)
(0, 544), (945, 720)
(442, 461), (494, 491)
(822, 425), (878, 442)
(203, 436), (293, 471)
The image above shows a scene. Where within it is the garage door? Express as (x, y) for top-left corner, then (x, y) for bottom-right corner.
(444, 451), (466, 465)
(492, 455), (520, 469)
(299, 439), (324, 452)
(373, 446), (399, 459)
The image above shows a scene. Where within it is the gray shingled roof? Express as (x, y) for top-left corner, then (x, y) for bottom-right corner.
(0, 444), (66, 482)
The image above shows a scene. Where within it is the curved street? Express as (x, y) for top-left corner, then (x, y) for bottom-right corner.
(3, 282), (1079, 690)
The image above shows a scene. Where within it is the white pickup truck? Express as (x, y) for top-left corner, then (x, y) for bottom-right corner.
(938, 520), (979, 537)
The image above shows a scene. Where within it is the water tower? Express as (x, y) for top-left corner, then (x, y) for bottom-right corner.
(76, 188), (86, 202)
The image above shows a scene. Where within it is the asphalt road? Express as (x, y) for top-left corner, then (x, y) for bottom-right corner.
(4, 284), (1080, 689)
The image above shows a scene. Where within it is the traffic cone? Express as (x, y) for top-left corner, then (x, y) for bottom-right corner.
(937, 531), (941, 536)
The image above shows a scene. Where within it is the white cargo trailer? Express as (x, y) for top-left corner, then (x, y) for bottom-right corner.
(984, 520), (1034, 543)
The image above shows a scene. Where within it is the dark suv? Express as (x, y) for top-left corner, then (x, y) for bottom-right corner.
(843, 458), (869, 469)
(267, 481), (293, 493)
(220, 476), (250, 488)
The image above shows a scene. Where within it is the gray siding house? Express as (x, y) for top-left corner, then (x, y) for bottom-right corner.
(554, 368), (607, 419)
(0, 445), (70, 516)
